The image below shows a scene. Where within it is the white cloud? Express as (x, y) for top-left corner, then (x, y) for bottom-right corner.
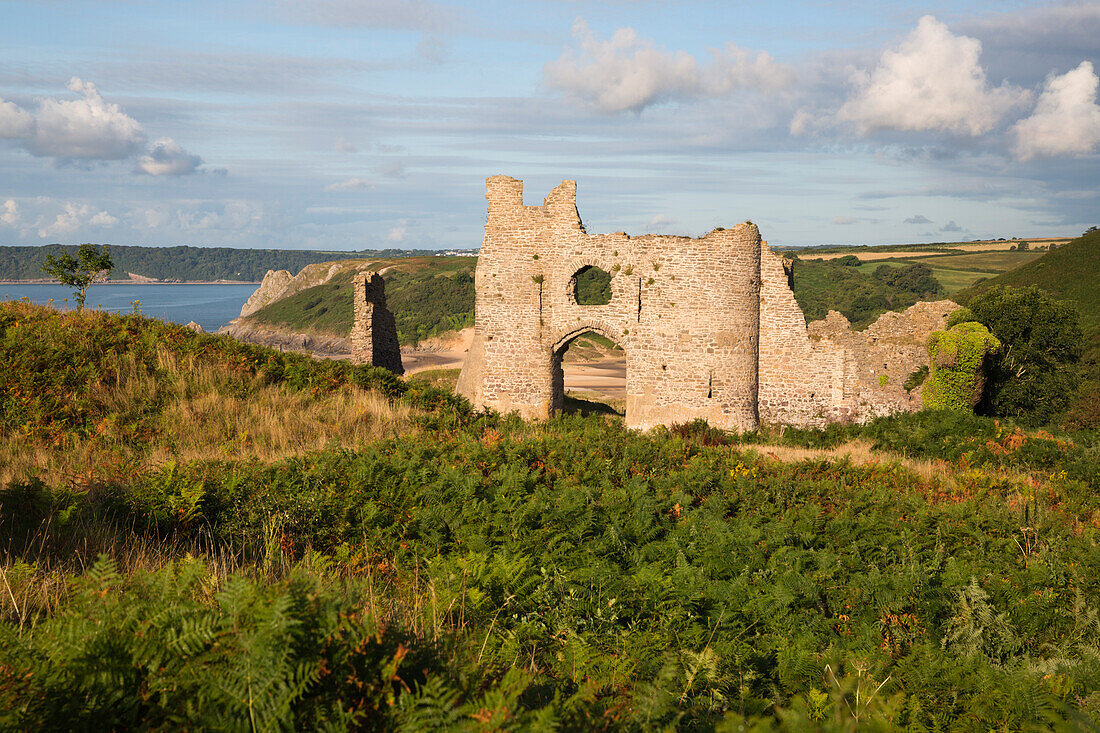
(789, 109), (817, 136)
(1012, 61), (1100, 161)
(0, 98), (34, 139)
(543, 19), (791, 113)
(645, 213), (675, 231)
(325, 177), (374, 192)
(136, 137), (204, 176)
(1, 199), (19, 227)
(940, 220), (964, 233)
(169, 200), (264, 231)
(838, 16), (1028, 136)
(833, 216), (857, 225)
(37, 202), (118, 239)
(28, 77), (147, 159)
(904, 214), (932, 224)
(387, 220), (407, 242)
(0, 80), (214, 173)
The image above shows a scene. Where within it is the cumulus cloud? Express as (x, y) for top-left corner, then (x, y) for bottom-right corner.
(37, 202), (118, 239)
(0, 79), (214, 174)
(0, 98), (34, 139)
(136, 137), (204, 176)
(325, 177), (374, 192)
(1, 199), (20, 227)
(1012, 61), (1100, 160)
(543, 19), (791, 113)
(904, 214), (933, 224)
(833, 216), (858, 225)
(838, 16), (1028, 136)
(939, 220), (964, 233)
(789, 109), (818, 136)
(28, 77), (147, 159)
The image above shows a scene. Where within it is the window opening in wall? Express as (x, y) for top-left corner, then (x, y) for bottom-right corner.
(552, 330), (625, 417)
(571, 266), (612, 305)
(707, 371), (713, 399)
(636, 277), (642, 321)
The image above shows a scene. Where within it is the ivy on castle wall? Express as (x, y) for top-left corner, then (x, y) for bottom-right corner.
(922, 322), (1001, 412)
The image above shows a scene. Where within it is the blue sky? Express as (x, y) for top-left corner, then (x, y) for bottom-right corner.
(0, 0), (1097, 250)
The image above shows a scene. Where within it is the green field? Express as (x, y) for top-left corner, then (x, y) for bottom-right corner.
(845, 250), (1049, 295)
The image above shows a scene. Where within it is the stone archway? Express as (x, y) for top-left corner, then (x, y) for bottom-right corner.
(549, 322), (626, 416)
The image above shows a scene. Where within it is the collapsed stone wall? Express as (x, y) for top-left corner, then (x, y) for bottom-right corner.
(457, 175), (956, 430)
(350, 271), (404, 375)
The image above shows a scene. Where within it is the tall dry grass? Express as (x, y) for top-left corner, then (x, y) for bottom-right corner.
(0, 347), (419, 486)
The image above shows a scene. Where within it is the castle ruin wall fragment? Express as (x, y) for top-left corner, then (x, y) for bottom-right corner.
(350, 270), (404, 375)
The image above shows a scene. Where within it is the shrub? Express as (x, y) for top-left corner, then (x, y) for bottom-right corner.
(965, 285), (1082, 424)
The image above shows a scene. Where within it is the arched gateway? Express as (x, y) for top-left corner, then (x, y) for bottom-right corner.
(456, 175), (957, 431)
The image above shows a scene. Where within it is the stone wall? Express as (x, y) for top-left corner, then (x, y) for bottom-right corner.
(350, 271), (404, 374)
(457, 175), (956, 430)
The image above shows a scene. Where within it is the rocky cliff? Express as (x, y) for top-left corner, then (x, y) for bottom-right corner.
(238, 261), (352, 318)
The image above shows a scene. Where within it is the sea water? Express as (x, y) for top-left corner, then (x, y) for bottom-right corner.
(0, 283), (257, 332)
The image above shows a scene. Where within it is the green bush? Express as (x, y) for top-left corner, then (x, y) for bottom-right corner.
(965, 285), (1083, 425)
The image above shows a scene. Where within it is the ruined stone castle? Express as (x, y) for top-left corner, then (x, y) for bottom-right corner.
(455, 175), (956, 431)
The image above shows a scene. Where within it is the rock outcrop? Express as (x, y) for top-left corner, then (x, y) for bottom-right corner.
(239, 269), (294, 317)
(238, 262), (356, 318)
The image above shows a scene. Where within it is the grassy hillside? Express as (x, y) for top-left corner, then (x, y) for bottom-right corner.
(245, 256), (476, 344)
(0, 301), (462, 484)
(4, 304), (1100, 729)
(0, 244), (456, 282)
(954, 229), (1100, 428)
(955, 229), (1100, 335)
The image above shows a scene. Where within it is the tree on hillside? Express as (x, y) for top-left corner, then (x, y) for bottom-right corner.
(965, 285), (1082, 424)
(41, 244), (113, 310)
(873, 263), (942, 298)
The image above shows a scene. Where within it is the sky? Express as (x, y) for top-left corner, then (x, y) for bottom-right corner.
(0, 0), (1098, 250)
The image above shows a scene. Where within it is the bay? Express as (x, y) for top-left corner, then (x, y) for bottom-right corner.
(0, 283), (258, 332)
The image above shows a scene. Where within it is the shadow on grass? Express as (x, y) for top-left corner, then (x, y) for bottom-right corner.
(562, 393), (624, 417)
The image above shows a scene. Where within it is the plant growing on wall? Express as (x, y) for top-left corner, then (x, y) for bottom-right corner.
(922, 322), (1001, 411)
